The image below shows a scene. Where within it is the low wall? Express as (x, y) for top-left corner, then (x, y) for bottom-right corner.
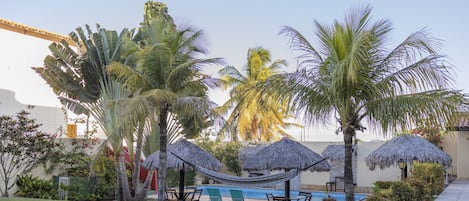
(299, 141), (401, 192)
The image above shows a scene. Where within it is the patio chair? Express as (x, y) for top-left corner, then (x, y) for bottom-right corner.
(298, 191), (312, 201)
(207, 188), (223, 201)
(266, 193), (274, 201)
(191, 189), (203, 201)
(165, 188), (178, 201)
(230, 189), (244, 201)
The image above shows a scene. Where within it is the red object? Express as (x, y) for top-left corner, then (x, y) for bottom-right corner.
(109, 146), (158, 190)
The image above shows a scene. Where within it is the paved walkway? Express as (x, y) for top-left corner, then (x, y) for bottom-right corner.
(435, 178), (469, 201)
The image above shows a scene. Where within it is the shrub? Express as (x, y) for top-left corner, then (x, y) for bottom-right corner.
(391, 180), (414, 201)
(408, 177), (432, 201)
(15, 175), (58, 200)
(411, 162), (444, 196)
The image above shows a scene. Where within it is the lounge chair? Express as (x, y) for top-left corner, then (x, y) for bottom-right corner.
(207, 188), (223, 201)
(165, 188), (178, 201)
(266, 193), (274, 201)
(298, 191), (312, 201)
(191, 189), (203, 201)
(230, 189), (244, 201)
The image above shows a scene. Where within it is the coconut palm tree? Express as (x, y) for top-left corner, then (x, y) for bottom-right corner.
(218, 47), (301, 142)
(108, 13), (223, 201)
(274, 5), (468, 201)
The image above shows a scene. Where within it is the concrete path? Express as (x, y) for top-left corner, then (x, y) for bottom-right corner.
(435, 178), (469, 201)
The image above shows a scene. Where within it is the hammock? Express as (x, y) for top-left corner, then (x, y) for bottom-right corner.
(195, 166), (299, 187)
(168, 150), (302, 187)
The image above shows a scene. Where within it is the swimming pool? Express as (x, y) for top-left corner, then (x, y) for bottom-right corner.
(197, 185), (369, 201)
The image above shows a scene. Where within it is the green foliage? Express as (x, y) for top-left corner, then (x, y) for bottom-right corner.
(196, 136), (242, 176)
(15, 175), (58, 200)
(213, 141), (242, 176)
(391, 181), (415, 201)
(411, 162), (445, 196)
(0, 111), (62, 197)
(370, 181), (393, 200)
(373, 181), (393, 191)
(165, 169), (195, 187)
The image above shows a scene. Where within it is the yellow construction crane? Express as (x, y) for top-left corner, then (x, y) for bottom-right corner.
(0, 18), (77, 46)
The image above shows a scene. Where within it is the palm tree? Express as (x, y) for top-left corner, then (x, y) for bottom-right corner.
(218, 47), (300, 142)
(275, 5), (468, 201)
(35, 24), (159, 200)
(108, 12), (223, 201)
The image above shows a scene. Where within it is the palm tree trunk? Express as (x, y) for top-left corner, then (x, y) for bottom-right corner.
(132, 123), (145, 195)
(118, 153), (134, 201)
(343, 127), (355, 201)
(135, 170), (155, 201)
(157, 104), (169, 201)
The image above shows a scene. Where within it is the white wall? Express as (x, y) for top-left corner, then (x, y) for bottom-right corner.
(0, 89), (66, 134)
(457, 131), (469, 178)
(300, 141), (401, 188)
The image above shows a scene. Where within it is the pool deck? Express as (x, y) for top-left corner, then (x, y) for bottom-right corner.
(435, 178), (469, 201)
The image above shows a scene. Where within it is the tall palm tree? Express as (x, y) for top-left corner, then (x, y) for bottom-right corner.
(35, 24), (158, 201)
(274, 5), (468, 201)
(218, 47), (301, 142)
(108, 13), (223, 201)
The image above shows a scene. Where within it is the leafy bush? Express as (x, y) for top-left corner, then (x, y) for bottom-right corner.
(391, 180), (414, 201)
(15, 175), (58, 200)
(373, 181), (393, 191)
(411, 162), (444, 196)
(408, 177), (432, 201)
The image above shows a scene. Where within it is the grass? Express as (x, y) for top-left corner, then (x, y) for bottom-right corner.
(0, 198), (58, 201)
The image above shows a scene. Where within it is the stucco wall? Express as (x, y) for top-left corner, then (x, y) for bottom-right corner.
(442, 132), (458, 176)
(457, 131), (469, 178)
(300, 141), (401, 190)
(0, 89), (65, 134)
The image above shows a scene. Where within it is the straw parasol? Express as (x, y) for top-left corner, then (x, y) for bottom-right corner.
(321, 144), (357, 161)
(365, 134), (452, 170)
(321, 144), (358, 184)
(142, 138), (222, 200)
(242, 137), (330, 199)
(238, 144), (268, 162)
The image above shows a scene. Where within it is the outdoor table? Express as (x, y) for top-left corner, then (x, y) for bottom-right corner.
(173, 189), (195, 201)
(272, 195), (304, 201)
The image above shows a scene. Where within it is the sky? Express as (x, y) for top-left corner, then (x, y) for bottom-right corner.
(1, 0), (468, 142)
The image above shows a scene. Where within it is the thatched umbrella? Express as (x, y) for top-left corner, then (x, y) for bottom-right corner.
(321, 144), (357, 161)
(238, 144), (268, 162)
(321, 144), (358, 185)
(142, 138), (222, 200)
(365, 134), (452, 171)
(242, 137), (330, 199)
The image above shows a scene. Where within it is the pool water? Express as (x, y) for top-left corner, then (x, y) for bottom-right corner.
(197, 185), (368, 201)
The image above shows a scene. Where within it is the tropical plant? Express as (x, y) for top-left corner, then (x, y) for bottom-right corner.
(15, 175), (58, 200)
(107, 3), (224, 200)
(218, 47), (300, 142)
(0, 111), (61, 197)
(272, 5), (468, 201)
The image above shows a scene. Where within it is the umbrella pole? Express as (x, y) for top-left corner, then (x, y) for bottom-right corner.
(179, 164), (185, 201)
(285, 169), (290, 199)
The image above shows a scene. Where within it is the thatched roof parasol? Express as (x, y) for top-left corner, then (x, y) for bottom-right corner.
(142, 138), (222, 200)
(142, 138), (222, 171)
(242, 137), (330, 171)
(321, 144), (357, 161)
(242, 137), (329, 199)
(238, 144), (268, 162)
(365, 134), (452, 170)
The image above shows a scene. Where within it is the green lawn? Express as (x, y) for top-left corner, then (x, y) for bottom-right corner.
(0, 198), (57, 201)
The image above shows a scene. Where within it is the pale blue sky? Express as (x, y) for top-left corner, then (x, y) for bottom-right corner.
(1, 1), (468, 141)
